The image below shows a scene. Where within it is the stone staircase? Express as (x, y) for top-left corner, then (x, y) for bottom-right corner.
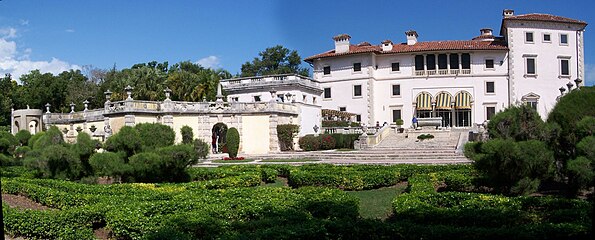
(203, 129), (471, 165)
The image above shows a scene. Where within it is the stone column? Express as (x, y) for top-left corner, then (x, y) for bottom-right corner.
(269, 114), (280, 153)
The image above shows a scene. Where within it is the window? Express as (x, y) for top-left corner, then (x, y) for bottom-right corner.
(449, 54), (459, 69)
(353, 85), (362, 97)
(461, 53), (471, 69)
(414, 55), (425, 70)
(543, 34), (551, 42)
(323, 88), (331, 99)
(323, 66), (331, 75)
(253, 95), (261, 102)
(391, 62), (400, 72)
(356, 115), (361, 122)
(391, 84), (401, 96)
(426, 54), (436, 70)
(560, 34), (568, 45)
(392, 109), (402, 123)
(560, 59), (570, 76)
(525, 32), (534, 43)
(486, 107), (496, 120)
(486, 81), (495, 93)
(438, 54), (448, 69)
(526, 58), (536, 75)
(526, 101), (538, 110)
(353, 63), (361, 72)
(339, 107), (346, 112)
(485, 59), (494, 69)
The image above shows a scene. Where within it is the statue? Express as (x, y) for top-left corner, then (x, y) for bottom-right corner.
(104, 124), (112, 137)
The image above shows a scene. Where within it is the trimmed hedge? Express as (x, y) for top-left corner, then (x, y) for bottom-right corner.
(226, 127), (240, 158)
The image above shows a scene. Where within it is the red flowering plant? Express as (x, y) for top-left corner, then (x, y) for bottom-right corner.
(222, 157), (245, 161)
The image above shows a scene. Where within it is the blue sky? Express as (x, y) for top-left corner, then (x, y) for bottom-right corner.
(1, 0), (594, 85)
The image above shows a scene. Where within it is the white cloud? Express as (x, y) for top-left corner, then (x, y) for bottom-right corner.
(0, 27), (17, 39)
(585, 63), (595, 86)
(65, 29), (75, 33)
(196, 55), (221, 69)
(0, 27), (80, 81)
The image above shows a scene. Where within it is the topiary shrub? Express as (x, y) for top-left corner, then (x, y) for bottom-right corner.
(566, 156), (593, 195)
(181, 126), (194, 144)
(299, 135), (320, 151)
(33, 126), (64, 150)
(0, 130), (18, 154)
(319, 134), (336, 150)
(14, 130), (31, 146)
(277, 124), (299, 151)
(193, 138), (210, 160)
(128, 152), (162, 182)
(134, 123), (176, 149)
(104, 126), (142, 159)
(226, 127), (240, 158)
(28, 131), (45, 148)
(156, 144), (197, 182)
(25, 144), (83, 180)
(417, 134), (434, 140)
(72, 132), (99, 175)
(89, 152), (130, 183)
(488, 104), (546, 141)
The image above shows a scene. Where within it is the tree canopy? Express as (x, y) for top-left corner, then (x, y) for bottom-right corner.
(240, 45), (309, 77)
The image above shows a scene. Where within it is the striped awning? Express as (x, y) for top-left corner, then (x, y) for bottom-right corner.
(455, 91), (472, 109)
(416, 92), (433, 110)
(435, 92), (453, 110)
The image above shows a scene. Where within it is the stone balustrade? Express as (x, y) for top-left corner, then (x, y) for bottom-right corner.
(220, 74), (320, 91)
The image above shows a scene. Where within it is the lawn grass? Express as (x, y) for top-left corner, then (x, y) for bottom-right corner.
(211, 159), (255, 163)
(346, 184), (407, 219)
(259, 158), (318, 162)
(335, 148), (355, 151)
(260, 177), (289, 188)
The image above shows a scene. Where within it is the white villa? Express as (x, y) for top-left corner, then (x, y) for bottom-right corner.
(304, 9), (587, 128)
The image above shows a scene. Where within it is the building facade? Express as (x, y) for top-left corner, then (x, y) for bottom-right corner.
(305, 10), (587, 128)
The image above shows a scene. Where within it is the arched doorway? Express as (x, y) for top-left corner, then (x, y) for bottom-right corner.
(29, 120), (38, 134)
(14, 121), (20, 132)
(415, 92), (433, 118)
(454, 91), (473, 127)
(435, 92), (453, 127)
(212, 123), (228, 154)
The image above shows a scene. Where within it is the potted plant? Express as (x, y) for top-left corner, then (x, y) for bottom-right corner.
(395, 119), (405, 133)
(76, 126), (83, 132)
(89, 125), (97, 133)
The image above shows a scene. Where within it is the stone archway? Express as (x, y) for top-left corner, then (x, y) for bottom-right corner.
(29, 120), (38, 134)
(211, 123), (228, 154)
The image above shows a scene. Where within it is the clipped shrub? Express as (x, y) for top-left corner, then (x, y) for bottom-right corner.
(463, 141), (482, 160)
(14, 129), (31, 146)
(417, 134), (434, 140)
(566, 156), (594, 194)
(89, 152), (129, 182)
(299, 134), (320, 151)
(25, 144), (83, 180)
(226, 127), (240, 158)
(71, 132), (98, 174)
(104, 126), (141, 158)
(33, 126), (64, 150)
(0, 130), (18, 154)
(488, 104), (546, 141)
(181, 125), (194, 144)
(319, 134), (336, 150)
(576, 136), (595, 161)
(28, 131), (45, 147)
(134, 123), (176, 149)
(277, 124), (299, 151)
(510, 177), (540, 196)
(193, 138), (210, 160)
(13, 145), (31, 162)
(128, 152), (162, 182)
(156, 144), (197, 182)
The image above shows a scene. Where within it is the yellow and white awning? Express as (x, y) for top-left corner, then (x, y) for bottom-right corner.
(435, 92), (452, 110)
(455, 91), (472, 109)
(416, 92), (433, 110)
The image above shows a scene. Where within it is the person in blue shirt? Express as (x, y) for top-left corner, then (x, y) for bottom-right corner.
(412, 117), (418, 128)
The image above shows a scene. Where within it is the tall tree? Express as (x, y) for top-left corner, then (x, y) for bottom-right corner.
(240, 45), (310, 77)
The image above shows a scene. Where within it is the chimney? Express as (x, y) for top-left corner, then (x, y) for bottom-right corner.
(405, 30), (418, 45)
(503, 9), (514, 18)
(480, 28), (493, 36)
(381, 40), (393, 52)
(333, 34), (351, 54)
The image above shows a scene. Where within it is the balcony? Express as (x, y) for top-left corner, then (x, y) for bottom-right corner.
(415, 68), (471, 77)
(220, 74), (320, 92)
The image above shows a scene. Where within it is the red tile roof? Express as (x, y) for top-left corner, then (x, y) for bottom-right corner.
(304, 40), (508, 62)
(504, 13), (587, 25)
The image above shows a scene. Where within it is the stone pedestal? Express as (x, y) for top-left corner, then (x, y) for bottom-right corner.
(269, 114), (280, 152)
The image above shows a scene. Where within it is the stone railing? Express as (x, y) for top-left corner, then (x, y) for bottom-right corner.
(221, 74), (320, 90)
(354, 124), (391, 149)
(414, 69), (471, 77)
(323, 127), (364, 135)
(44, 108), (105, 124)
